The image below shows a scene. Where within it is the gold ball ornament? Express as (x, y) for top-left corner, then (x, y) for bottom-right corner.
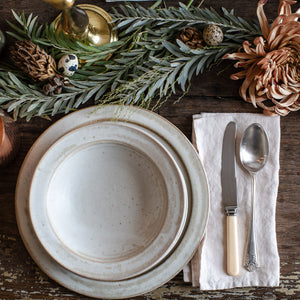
(203, 25), (223, 46)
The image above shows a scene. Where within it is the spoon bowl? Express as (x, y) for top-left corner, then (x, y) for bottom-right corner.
(240, 123), (269, 272)
(240, 124), (269, 173)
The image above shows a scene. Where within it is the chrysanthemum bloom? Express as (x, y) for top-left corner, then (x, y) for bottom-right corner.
(223, 0), (300, 116)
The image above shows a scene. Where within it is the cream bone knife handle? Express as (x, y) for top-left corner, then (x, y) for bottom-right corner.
(226, 214), (239, 276)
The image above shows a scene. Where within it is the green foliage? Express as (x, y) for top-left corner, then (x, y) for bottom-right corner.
(0, 3), (261, 120)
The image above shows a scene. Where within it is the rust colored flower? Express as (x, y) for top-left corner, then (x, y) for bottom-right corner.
(223, 0), (300, 116)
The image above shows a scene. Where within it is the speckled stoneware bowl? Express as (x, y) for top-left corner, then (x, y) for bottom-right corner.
(29, 121), (188, 281)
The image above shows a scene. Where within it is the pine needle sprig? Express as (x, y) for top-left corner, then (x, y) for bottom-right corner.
(0, 3), (262, 120)
(113, 3), (261, 44)
(6, 10), (44, 42)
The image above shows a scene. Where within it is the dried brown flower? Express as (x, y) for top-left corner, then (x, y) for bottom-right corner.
(223, 0), (300, 116)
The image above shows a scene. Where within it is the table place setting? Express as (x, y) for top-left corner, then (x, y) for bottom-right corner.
(12, 106), (283, 298)
(184, 113), (280, 290)
(0, 0), (299, 298)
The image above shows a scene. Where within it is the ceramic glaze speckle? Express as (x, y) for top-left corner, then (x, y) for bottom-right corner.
(47, 142), (167, 261)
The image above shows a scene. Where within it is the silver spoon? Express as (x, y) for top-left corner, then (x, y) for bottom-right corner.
(240, 123), (269, 272)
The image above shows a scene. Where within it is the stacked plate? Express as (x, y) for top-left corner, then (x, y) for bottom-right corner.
(16, 105), (209, 299)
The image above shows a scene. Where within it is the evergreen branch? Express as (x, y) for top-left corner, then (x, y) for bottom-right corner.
(113, 3), (261, 42)
(0, 3), (263, 120)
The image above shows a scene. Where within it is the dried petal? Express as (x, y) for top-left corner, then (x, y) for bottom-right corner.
(257, 0), (270, 39)
(278, 0), (295, 16)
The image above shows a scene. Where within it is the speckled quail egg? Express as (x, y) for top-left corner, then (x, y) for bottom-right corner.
(58, 53), (78, 77)
(203, 25), (223, 46)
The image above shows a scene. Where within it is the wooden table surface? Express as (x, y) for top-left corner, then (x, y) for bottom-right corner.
(0, 0), (299, 299)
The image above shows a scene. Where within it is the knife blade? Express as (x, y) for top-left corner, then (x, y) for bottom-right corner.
(221, 121), (239, 276)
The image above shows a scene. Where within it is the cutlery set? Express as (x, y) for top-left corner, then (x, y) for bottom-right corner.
(222, 122), (269, 276)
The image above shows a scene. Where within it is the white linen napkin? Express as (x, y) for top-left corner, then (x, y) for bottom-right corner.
(183, 113), (280, 290)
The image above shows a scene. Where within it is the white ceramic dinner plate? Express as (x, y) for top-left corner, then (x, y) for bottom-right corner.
(16, 105), (209, 299)
(29, 122), (188, 281)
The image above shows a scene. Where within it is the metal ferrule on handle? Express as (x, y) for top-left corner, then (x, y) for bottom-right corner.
(225, 206), (237, 216)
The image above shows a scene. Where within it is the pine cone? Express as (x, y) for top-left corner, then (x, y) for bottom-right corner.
(10, 40), (56, 82)
(178, 27), (204, 49)
(43, 75), (64, 96)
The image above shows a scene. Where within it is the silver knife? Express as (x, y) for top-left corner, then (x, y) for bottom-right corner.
(221, 121), (239, 276)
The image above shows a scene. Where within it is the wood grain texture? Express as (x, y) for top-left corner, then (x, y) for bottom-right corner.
(0, 0), (300, 299)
